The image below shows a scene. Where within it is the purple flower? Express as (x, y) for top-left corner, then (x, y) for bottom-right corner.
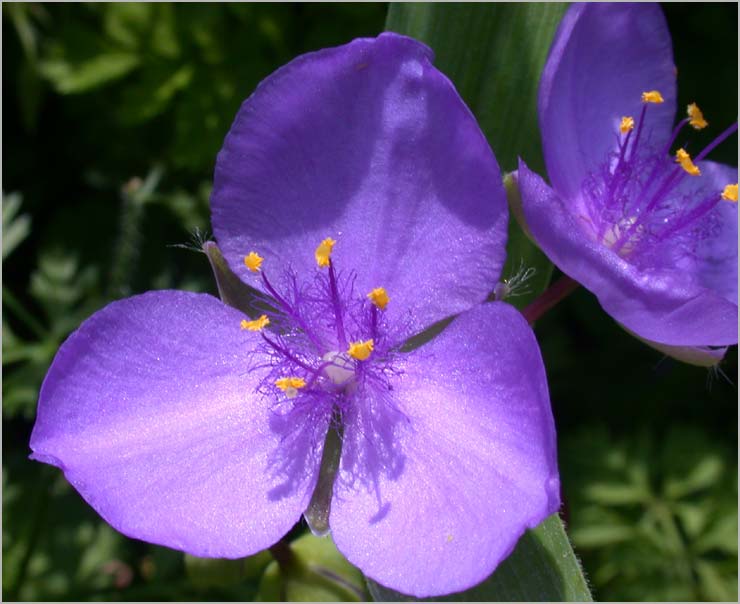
(517, 3), (738, 362)
(30, 33), (559, 597)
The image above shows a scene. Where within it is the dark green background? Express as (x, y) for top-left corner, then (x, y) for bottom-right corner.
(3, 3), (737, 601)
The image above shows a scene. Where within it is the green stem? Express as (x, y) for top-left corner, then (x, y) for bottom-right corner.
(268, 538), (297, 571)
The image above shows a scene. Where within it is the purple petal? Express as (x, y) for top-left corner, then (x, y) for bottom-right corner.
(518, 160), (738, 346)
(30, 291), (328, 557)
(540, 3), (676, 201)
(212, 32), (508, 331)
(681, 160), (738, 305)
(329, 303), (559, 597)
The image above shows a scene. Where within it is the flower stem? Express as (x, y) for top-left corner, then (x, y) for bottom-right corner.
(269, 538), (297, 571)
(521, 275), (579, 325)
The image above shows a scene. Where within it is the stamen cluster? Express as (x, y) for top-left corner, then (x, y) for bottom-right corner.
(581, 94), (737, 268)
(241, 240), (409, 432)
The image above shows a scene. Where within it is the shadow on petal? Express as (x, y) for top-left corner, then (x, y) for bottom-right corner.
(265, 392), (333, 501)
(336, 381), (411, 520)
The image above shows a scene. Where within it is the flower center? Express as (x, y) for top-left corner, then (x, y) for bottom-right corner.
(580, 91), (737, 265)
(238, 238), (402, 409)
(322, 351), (355, 388)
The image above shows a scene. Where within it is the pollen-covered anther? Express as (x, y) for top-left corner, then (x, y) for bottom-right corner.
(675, 148), (701, 176)
(240, 314), (270, 331)
(721, 183), (738, 202)
(641, 90), (664, 104)
(244, 251), (264, 272)
(687, 102), (708, 130)
(619, 116), (634, 134)
(367, 287), (390, 310)
(347, 339), (374, 361)
(315, 238), (336, 268)
(275, 377), (306, 399)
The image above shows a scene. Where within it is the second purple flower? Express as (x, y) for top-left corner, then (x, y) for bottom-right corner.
(517, 3), (738, 364)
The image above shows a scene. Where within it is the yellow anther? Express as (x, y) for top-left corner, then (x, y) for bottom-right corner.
(619, 116), (635, 134)
(348, 339), (374, 361)
(244, 251), (264, 272)
(367, 287), (390, 310)
(240, 314), (270, 331)
(641, 90), (664, 104)
(275, 377), (306, 399)
(275, 377), (306, 390)
(315, 238), (336, 268)
(721, 183), (738, 202)
(687, 103), (708, 130)
(675, 148), (701, 176)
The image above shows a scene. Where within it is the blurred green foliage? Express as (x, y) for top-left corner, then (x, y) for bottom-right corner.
(3, 2), (737, 602)
(562, 425), (737, 601)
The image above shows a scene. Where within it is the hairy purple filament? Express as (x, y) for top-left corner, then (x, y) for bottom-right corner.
(583, 104), (737, 264)
(328, 263), (348, 349)
(249, 259), (410, 430)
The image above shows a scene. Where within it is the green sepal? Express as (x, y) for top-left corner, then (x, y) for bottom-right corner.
(184, 550), (272, 589)
(500, 172), (553, 307)
(202, 241), (273, 317)
(256, 534), (368, 602)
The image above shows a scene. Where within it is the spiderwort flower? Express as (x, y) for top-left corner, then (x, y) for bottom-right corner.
(30, 33), (559, 597)
(517, 3), (738, 363)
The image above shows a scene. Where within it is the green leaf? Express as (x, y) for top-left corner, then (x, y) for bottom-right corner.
(694, 559), (736, 602)
(582, 482), (650, 506)
(119, 64), (194, 123)
(386, 3), (567, 308)
(39, 52), (140, 94)
(368, 514), (591, 601)
(2, 192), (31, 260)
(570, 522), (636, 549)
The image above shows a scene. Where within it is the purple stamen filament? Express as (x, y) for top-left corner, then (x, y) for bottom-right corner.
(594, 102), (736, 257)
(261, 270), (324, 353)
(661, 117), (690, 157)
(370, 305), (378, 339)
(695, 122), (738, 162)
(261, 333), (316, 373)
(328, 261), (348, 349)
(248, 251), (400, 405)
(627, 103), (648, 162)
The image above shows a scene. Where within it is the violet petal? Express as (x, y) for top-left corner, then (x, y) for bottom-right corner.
(211, 32), (508, 332)
(30, 290), (327, 557)
(540, 3), (676, 201)
(673, 160), (738, 306)
(329, 302), (559, 597)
